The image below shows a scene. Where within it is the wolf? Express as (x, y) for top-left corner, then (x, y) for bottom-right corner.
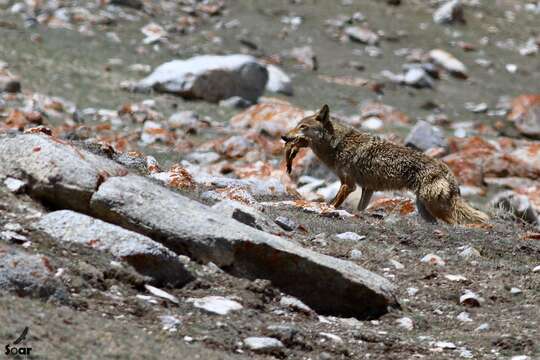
(282, 104), (489, 224)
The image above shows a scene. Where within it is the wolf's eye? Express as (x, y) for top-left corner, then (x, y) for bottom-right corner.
(299, 125), (307, 130)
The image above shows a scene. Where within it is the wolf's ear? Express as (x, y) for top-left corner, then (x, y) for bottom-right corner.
(316, 104), (333, 134)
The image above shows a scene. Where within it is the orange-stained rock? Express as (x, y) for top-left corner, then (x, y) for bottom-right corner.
(367, 197), (416, 216)
(444, 136), (498, 186)
(484, 154), (540, 179)
(4, 109), (28, 130)
(507, 94), (540, 138)
(359, 101), (410, 125)
(230, 103), (309, 137)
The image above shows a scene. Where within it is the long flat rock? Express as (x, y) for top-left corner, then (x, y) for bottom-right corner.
(91, 175), (398, 319)
(35, 210), (194, 287)
(0, 134), (126, 212)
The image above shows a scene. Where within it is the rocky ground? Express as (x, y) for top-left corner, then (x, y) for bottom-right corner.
(1, 0), (539, 359)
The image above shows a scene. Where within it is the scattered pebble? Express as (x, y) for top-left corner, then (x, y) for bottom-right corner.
(274, 216), (298, 231)
(335, 232), (365, 242)
(243, 337), (284, 352)
(460, 290), (482, 307)
(319, 332), (344, 344)
(396, 317), (414, 330)
(4, 177), (26, 193)
(188, 296), (243, 315)
(159, 315), (182, 332)
(280, 296), (312, 314)
(349, 249), (363, 260)
(509, 287), (522, 295)
(421, 254), (445, 266)
(456, 312), (472, 322)
(144, 285), (179, 304)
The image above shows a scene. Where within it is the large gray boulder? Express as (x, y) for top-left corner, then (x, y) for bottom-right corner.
(0, 245), (66, 300)
(135, 55), (268, 103)
(35, 210), (194, 287)
(90, 175), (398, 319)
(0, 134), (127, 212)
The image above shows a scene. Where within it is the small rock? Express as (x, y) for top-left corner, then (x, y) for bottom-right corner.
(433, 341), (456, 349)
(460, 290), (482, 307)
(159, 315), (181, 332)
(3, 177), (26, 193)
(219, 96), (252, 109)
(421, 254), (445, 266)
(407, 287), (419, 296)
(344, 26), (379, 45)
(0, 73), (21, 93)
(0, 231), (27, 243)
(212, 200), (276, 232)
(456, 312), (472, 322)
(490, 191), (538, 225)
(141, 121), (170, 145)
(458, 347), (473, 358)
(533, 265), (540, 273)
(519, 38), (539, 56)
(507, 94), (540, 138)
(403, 67), (433, 88)
(189, 296), (243, 315)
(362, 117), (384, 130)
(184, 152), (220, 165)
(396, 316), (414, 330)
(144, 285), (179, 304)
(3, 223), (22, 232)
(287, 46), (318, 71)
(280, 295), (312, 313)
(243, 337), (284, 353)
(168, 111), (201, 132)
(475, 323), (489, 332)
(141, 22), (167, 44)
(265, 325), (299, 344)
(511, 356), (531, 360)
(465, 102), (488, 113)
(444, 274), (467, 282)
(458, 246), (481, 258)
(389, 259), (404, 270)
(111, 0), (143, 10)
(433, 0), (465, 25)
(275, 216), (298, 231)
(335, 232), (365, 242)
(405, 121), (447, 152)
(349, 249), (363, 260)
(319, 332), (343, 344)
(510, 287), (522, 295)
(506, 64), (518, 74)
(429, 49), (467, 78)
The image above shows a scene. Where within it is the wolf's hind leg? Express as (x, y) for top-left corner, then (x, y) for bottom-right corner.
(416, 198), (437, 224)
(357, 188), (373, 211)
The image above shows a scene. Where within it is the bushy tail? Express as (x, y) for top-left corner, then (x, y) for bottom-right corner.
(450, 198), (489, 225)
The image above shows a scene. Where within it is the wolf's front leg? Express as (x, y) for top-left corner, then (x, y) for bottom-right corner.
(330, 177), (356, 208)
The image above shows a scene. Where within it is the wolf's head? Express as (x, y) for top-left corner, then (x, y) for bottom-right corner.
(281, 104), (333, 147)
